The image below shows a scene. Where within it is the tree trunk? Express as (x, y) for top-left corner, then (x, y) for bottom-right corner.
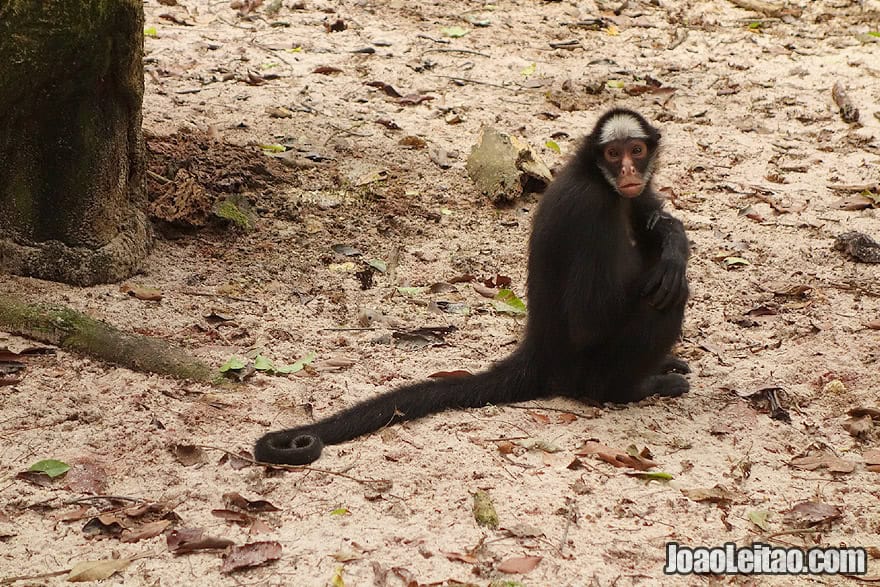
(0, 0), (151, 286)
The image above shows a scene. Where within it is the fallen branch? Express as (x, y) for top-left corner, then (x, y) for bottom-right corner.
(0, 293), (216, 383)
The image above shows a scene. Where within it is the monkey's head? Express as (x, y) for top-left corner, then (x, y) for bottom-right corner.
(589, 108), (661, 198)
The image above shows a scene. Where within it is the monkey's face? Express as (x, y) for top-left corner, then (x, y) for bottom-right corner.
(600, 138), (653, 198)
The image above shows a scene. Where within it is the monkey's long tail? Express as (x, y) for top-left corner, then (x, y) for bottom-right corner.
(253, 349), (540, 465)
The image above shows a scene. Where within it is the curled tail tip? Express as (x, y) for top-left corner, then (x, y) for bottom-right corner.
(253, 431), (324, 465)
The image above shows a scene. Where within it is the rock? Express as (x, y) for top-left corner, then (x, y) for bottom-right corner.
(466, 126), (552, 204)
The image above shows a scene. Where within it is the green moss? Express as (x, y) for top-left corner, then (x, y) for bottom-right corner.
(214, 197), (254, 230)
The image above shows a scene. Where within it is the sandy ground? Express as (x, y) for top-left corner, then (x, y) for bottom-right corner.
(2, 0), (880, 585)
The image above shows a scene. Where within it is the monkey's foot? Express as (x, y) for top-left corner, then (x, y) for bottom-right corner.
(659, 356), (690, 375)
(641, 373), (689, 398)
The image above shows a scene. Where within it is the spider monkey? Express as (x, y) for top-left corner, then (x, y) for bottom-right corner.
(254, 108), (690, 465)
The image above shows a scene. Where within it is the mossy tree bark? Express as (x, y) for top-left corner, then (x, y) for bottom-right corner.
(0, 294), (217, 383)
(0, 0), (151, 286)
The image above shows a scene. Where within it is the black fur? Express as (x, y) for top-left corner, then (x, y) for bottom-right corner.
(254, 108), (690, 465)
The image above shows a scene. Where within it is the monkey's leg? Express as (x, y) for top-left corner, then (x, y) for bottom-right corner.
(596, 300), (688, 402)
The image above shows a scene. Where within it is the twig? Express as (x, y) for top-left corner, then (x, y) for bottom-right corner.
(434, 75), (513, 90)
(64, 495), (143, 505)
(146, 169), (171, 184)
(213, 15), (255, 30)
(630, 510), (676, 529)
(558, 496), (578, 554)
(820, 280), (880, 298)
(827, 183), (880, 192)
(416, 33), (450, 44)
(195, 444), (392, 489)
(327, 122), (373, 138)
(765, 528), (823, 541)
(422, 48), (491, 58)
(505, 404), (602, 419)
(549, 40), (582, 50)
(1, 569), (69, 585)
(251, 41), (297, 76)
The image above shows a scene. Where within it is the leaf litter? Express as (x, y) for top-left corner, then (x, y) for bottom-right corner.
(5, 0), (880, 584)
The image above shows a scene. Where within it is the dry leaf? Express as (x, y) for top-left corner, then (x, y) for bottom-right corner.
(443, 551), (479, 564)
(504, 523), (544, 538)
(250, 518), (274, 534)
(212, 509), (252, 524)
(82, 515), (125, 538)
(376, 118), (402, 130)
(313, 66), (343, 75)
(834, 194), (875, 210)
(218, 450), (254, 470)
(496, 441), (516, 455)
(681, 485), (744, 505)
(122, 501), (168, 518)
(55, 506), (91, 522)
(266, 106), (293, 118)
(223, 492), (280, 513)
(65, 459), (108, 495)
(575, 440), (657, 470)
(473, 283), (499, 298)
(172, 444), (207, 466)
(497, 555), (542, 574)
(221, 541), (282, 574)
(119, 283), (163, 301)
(790, 451), (856, 473)
(529, 412), (551, 425)
(67, 559), (131, 582)
(399, 135), (426, 149)
(849, 407), (880, 419)
(398, 93), (434, 106)
(121, 519), (172, 543)
(783, 501), (843, 528)
(331, 550), (362, 563)
(167, 528), (234, 553)
(365, 81), (402, 97)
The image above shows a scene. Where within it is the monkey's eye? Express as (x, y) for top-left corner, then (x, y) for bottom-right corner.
(605, 147), (621, 161)
(629, 140), (648, 159)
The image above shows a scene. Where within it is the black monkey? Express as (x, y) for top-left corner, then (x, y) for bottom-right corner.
(254, 108), (690, 465)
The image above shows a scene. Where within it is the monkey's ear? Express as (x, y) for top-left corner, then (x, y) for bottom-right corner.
(656, 132), (662, 141)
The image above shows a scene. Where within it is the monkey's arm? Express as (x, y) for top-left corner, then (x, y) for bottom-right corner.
(634, 199), (689, 309)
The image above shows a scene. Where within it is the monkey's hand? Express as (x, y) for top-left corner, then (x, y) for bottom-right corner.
(642, 254), (688, 309)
